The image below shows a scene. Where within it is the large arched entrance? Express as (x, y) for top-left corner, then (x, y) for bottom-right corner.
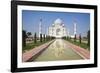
(56, 28), (60, 35)
(56, 28), (61, 38)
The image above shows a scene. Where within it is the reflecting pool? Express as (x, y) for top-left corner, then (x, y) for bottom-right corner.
(33, 39), (83, 61)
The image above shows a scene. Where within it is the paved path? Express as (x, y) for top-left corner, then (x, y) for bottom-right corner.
(22, 40), (54, 62)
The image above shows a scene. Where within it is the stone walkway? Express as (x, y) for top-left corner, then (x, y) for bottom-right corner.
(64, 40), (90, 59)
(22, 40), (54, 62)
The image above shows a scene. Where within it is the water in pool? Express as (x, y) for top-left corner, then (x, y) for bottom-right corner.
(32, 39), (83, 61)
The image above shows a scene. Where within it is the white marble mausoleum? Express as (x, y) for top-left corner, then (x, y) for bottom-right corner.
(48, 18), (67, 38)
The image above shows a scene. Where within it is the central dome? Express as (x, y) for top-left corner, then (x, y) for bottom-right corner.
(54, 18), (63, 25)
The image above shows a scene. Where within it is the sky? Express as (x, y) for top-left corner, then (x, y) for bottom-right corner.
(22, 10), (90, 37)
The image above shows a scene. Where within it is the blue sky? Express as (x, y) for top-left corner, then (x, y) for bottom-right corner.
(22, 10), (90, 37)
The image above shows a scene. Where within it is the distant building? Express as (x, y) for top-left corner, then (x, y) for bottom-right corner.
(38, 18), (77, 39)
(48, 18), (67, 38)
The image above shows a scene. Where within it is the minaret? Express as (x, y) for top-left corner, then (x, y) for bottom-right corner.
(39, 18), (42, 38)
(74, 21), (77, 35)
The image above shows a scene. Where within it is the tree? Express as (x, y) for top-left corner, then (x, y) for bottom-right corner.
(48, 36), (50, 40)
(62, 36), (66, 40)
(46, 35), (49, 41)
(67, 36), (69, 40)
(51, 36), (55, 39)
(22, 30), (26, 47)
(87, 30), (90, 46)
(79, 34), (81, 43)
(34, 32), (37, 43)
(40, 34), (42, 42)
(70, 36), (71, 40)
(43, 34), (45, 41)
(74, 34), (76, 42)
(27, 32), (32, 37)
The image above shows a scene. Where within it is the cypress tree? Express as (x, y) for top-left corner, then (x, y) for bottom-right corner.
(74, 34), (76, 42)
(43, 34), (45, 41)
(87, 30), (90, 46)
(34, 32), (37, 43)
(79, 34), (81, 43)
(22, 30), (26, 47)
(40, 34), (42, 42)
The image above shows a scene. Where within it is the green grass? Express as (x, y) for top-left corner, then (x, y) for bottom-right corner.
(23, 40), (51, 53)
(66, 39), (90, 51)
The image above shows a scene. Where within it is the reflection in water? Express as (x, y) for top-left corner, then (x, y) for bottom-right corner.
(52, 40), (65, 57)
(33, 39), (83, 61)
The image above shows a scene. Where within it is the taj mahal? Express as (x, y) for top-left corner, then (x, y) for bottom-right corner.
(48, 18), (76, 38)
(48, 18), (67, 38)
(39, 18), (77, 38)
